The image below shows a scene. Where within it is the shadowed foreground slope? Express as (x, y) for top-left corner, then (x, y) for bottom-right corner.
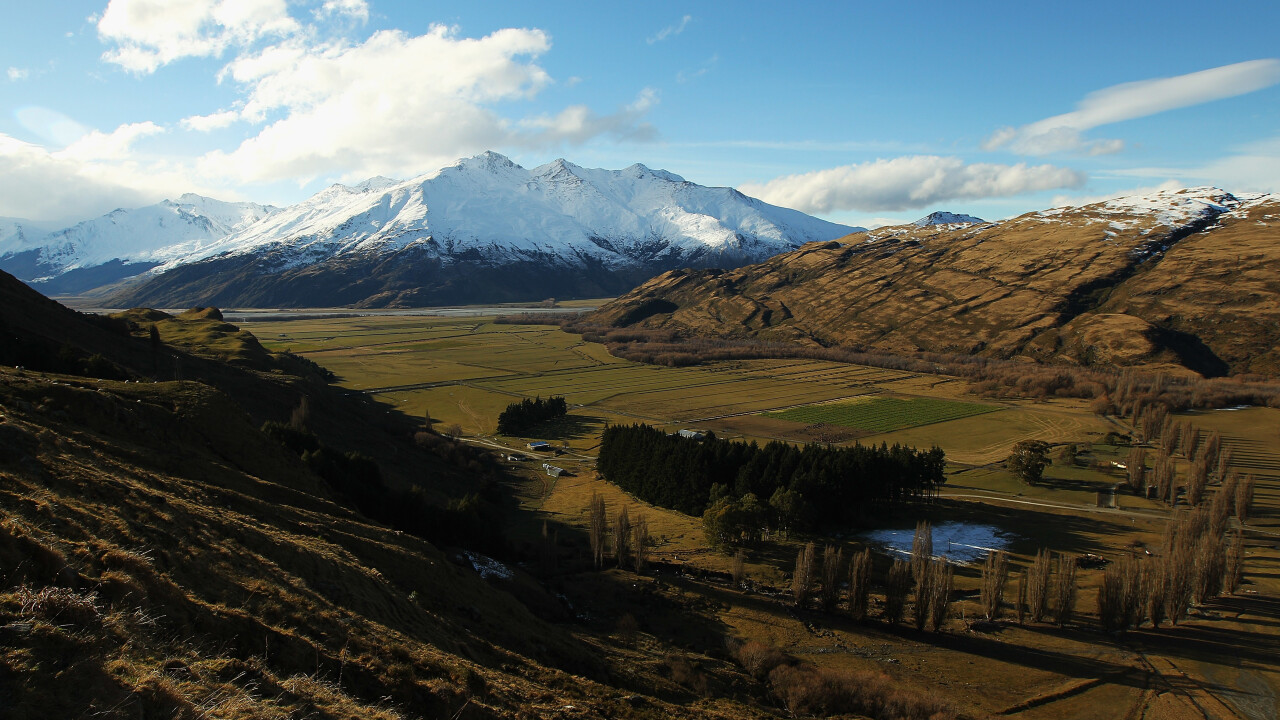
(0, 270), (765, 719)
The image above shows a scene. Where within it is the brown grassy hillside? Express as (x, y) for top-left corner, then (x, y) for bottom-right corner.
(589, 189), (1278, 377)
(0, 271), (772, 719)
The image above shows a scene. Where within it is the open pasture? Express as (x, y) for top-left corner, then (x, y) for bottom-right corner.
(764, 395), (998, 433)
(247, 312), (1280, 719)
(252, 314), (1123, 465)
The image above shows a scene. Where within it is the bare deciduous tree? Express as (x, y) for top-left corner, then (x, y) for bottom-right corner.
(1193, 531), (1226, 604)
(1027, 549), (1052, 623)
(588, 493), (607, 569)
(980, 550), (1009, 620)
(820, 545), (844, 612)
(792, 542), (816, 607)
(1098, 554), (1143, 632)
(1186, 459), (1209, 507)
(1210, 472), (1238, 529)
(632, 513), (649, 573)
(1126, 447), (1147, 492)
(1224, 530), (1244, 595)
(1164, 521), (1195, 625)
(1015, 572), (1027, 625)
(613, 505), (632, 569)
(910, 521), (932, 589)
(847, 549), (873, 621)
(884, 559), (911, 625)
(1053, 553), (1077, 627)
(1236, 475), (1255, 525)
(1144, 557), (1167, 628)
(926, 560), (953, 632)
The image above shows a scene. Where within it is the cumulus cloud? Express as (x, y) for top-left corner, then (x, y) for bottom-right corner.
(198, 25), (657, 184)
(7, 67), (29, 81)
(26, 6), (659, 213)
(60, 121), (165, 161)
(0, 132), (215, 223)
(986, 59), (1280, 156)
(97, 0), (300, 73)
(739, 156), (1085, 213)
(648, 15), (691, 44)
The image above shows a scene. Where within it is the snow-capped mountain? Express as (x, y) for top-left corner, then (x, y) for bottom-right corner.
(165, 152), (856, 273)
(103, 152), (860, 308)
(913, 211), (984, 227)
(0, 195), (278, 294)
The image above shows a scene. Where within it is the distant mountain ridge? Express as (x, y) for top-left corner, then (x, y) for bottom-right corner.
(0, 195), (278, 294)
(914, 211), (984, 226)
(0, 152), (859, 306)
(588, 187), (1280, 376)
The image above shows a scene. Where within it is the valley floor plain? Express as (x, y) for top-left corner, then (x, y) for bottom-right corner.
(241, 308), (1280, 720)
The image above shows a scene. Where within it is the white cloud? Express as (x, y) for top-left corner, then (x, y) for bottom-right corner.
(1112, 135), (1280, 194)
(7, 67), (29, 81)
(97, 0), (300, 73)
(181, 110), (239, 132)
(986, 59), (1280, 156)
(648, 15), (691, 44)
(315, 0), (368, 23)
(198, 25), (657, 184)
(0, 133), (214, 223)
(59, 121), (165, 161)
(518, 89), (658, 146)
(1195, 137), (1280, 192)
(739, 156), (1085, 213)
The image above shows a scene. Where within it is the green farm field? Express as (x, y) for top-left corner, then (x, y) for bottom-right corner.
(764, 395), (999, 433)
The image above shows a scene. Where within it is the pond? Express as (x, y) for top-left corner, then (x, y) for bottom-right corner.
(859, 521), (1017, 565)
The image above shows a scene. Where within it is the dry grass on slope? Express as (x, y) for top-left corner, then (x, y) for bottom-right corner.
(0, 369), (763, 719)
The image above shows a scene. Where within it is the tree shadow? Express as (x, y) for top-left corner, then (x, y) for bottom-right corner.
(527, 413), (607, 442)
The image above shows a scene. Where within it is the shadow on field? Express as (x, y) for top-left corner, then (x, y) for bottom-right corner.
(533, 413), (607, 441)
(1036, 475), (1116, 493)
(930, 499), (1138, 557)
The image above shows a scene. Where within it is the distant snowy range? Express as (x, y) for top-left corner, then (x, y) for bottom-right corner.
(0, 152), (860, 308)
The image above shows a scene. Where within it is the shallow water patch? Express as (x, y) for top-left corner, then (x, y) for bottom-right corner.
(860, 522), (1017, 564)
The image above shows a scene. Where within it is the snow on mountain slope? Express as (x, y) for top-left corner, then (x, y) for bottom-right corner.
(169, 151), (860, 273)
(913, 211), (984, 226)
(26, 194), (279, 276)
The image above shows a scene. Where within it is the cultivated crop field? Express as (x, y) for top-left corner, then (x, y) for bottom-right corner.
(764, 395), (998, 433)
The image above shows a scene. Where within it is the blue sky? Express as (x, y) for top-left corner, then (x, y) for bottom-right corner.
(2, 1), (1278, 228)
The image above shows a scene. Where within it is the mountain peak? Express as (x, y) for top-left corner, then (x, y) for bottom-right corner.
(623, 163), (685, 183)
(914, 211), (984, 227)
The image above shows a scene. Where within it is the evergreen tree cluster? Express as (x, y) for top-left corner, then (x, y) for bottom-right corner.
(496, 395), (568, 435)
(597, 424), (946, 535)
